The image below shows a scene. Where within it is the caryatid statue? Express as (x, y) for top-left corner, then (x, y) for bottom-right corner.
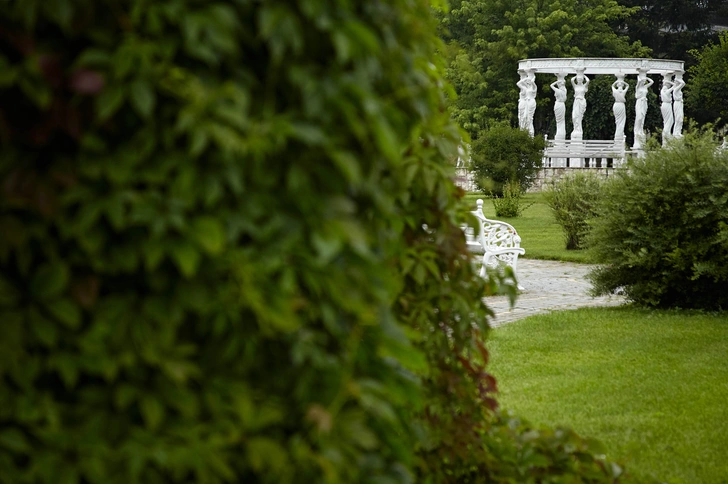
(517, 69), (528, 132)
(660, 73), (675, 146)
(611, 73), (629, 143)
(633, 69), (654, 150)
(570, 70), (589, 141)
(550, 72), (567, 141)
(517, 69), (537, 135)
(671, 70), (685, 139)
(516, 69), (537, 136)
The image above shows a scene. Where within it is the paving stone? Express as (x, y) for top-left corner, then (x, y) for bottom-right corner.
(486, 259), (625, 328)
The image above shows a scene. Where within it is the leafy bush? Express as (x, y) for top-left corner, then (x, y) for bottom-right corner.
(480, 413), (646, 483)
(492, 179), (533, 218)
(588, 132), (728, 309)
(545, 171), (605, 250)
(470, 122), (544, 195)
(0, 1), (500, 482)
(0, 1), (643, 482)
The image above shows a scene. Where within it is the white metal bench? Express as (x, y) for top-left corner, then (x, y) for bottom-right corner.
(464, 199), (526, 289)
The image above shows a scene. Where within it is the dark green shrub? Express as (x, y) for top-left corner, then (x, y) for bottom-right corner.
(545, 171), (605, 250)
(0, 1), (643, 482)
(492, 179), (533, 218)
(470, 122), (544, 195)
(0, 1), (499, 482)
(479, 412), (649, 483)
(588, 132), (728, 309)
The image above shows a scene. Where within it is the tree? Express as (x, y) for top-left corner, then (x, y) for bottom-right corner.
(439, 0), (649, 138)
(686, 31), (728, 129)
(613, 0), (726, 65)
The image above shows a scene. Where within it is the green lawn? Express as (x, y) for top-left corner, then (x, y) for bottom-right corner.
(463, 192), (595, 263)
(487, 307), (728, 484)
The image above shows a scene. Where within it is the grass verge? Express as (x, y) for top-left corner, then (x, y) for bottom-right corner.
(463, 192), (595, 263)
(487, 306), (728, 484)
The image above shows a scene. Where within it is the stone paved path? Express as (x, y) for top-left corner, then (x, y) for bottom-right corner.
(487, 259), (625, 327)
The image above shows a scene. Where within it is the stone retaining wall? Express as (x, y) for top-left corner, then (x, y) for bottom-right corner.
(529, 167), (622, 192)
(453, 167), (624, 193)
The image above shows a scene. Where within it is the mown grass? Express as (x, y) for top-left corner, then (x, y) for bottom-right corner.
(487, 306), (728, 484)
(463, 192), (595, 263)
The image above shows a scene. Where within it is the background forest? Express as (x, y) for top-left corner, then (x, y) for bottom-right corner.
(438, 0), (728, 146)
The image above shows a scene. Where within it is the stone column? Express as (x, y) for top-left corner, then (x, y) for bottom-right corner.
(633, 68), (654, 151)
(660, 72), (675, 147)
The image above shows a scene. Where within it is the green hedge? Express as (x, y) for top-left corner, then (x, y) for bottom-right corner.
(589, 132), (728, 308)
(0, 1), (497, 482)
(0, 1), (645, 482)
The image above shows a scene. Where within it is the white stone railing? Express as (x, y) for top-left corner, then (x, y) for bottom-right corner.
(454, 167), (477, 192)
(543, 139), (633, 168)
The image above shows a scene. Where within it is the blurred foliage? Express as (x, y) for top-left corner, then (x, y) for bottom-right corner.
(0, 0), (650, 482)
(589, 130), (728, 308)
(0, 0), (505, 481)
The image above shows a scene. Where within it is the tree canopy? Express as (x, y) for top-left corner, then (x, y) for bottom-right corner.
(686, 31), (728, 129)
(613, 0), (727, 65)
(439, 0), (649, 138)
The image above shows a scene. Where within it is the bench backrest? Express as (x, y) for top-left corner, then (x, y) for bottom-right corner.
(471, 199), (522, 250)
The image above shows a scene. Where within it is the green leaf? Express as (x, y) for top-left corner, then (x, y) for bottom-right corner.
(46, 298), (82, 329)
(0, 428), (30, 453)
(247, 437), (288, 472)
(114, 384), (138, 410)
(54, 354), (80, 388)
(143, 240), (166, 270)
(0, 62), (18, 87)
(0, 275), (21, 305)
(129, 79), (156, 119)
(29, 308), (59, 347)
(191, 217), (226, 254)
(75, 48), (111, 67)
(140, 396), (164, 430)
(96, 84), (125, 120)
(171, 242), (201, 277)
(30, 262), (69, 300)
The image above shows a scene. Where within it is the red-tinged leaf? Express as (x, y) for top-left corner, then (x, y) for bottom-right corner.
(38, 54), (63, 88)
(476, 338), (490, 365)
(71, 274), (100, 308)
(457, 355), (476, 375)
(69, 69), (105, 94)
